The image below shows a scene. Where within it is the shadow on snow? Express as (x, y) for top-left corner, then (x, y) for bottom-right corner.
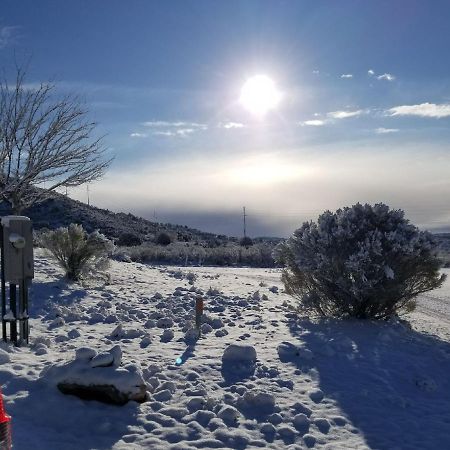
(287, 316), (450, 449)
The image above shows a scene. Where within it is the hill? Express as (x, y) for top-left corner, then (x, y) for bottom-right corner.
(0, 191), (231, 247)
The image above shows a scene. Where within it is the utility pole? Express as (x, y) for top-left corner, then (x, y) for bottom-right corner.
(243, 206), (247, 238)
(87, 184), (90, 206)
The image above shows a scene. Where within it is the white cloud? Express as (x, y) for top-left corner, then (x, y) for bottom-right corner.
(153, 128), (195, 137)
(327, 110), (364, 119)
(340, 74), (353, 79)
(312, 70), (320, 75)
(375, 127), (399, 134)
(130, 132), (148, 138)
(221, 122), (245, 129)
(377, 73), (396, 81)
(175, 128), (195, 136)
(143, 121), (207, 129)
(388, 102), (450, 118)
(142, 120), (207, 138)
(153, 130), (175, 137)
(368, 69), (375, 76)
(300, 120), (326, 126)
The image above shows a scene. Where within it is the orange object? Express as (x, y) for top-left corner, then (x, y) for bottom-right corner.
(195, 297), (204, 314)
(0, 387), (11, 450)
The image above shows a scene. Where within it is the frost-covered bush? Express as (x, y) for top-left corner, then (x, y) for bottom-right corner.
(40, 224), (114, 281)
(123, 242), (277, 267)
(275, 203), (446, 319)
(156, 232), (172, 246)
(116, 232), (142, 247)
(240, 236), (254, 247)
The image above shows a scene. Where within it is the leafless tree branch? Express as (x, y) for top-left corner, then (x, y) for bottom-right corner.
(0, 66), (113, 213)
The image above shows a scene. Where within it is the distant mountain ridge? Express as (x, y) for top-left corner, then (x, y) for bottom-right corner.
(0, 191), (231, 246)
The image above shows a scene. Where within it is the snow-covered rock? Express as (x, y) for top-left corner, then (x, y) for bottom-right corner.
(160, 329), (174, 342)
(278, 341), (314, 362)
(221, 344), (257, 381)
(157, 317), (174, 328)
(41, 345), (146, 405)
(237, 391), (276, 416)
(217, 405), (240, 425)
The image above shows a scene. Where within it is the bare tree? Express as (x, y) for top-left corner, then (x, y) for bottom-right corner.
(0, 67), (112, 214)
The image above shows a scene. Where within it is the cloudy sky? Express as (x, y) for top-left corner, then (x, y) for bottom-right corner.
(2, 0), (450, 237)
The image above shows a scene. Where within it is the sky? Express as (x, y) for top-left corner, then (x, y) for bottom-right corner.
(1, 0), (450, 237)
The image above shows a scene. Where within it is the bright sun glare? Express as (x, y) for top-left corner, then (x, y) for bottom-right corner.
(239, 75), (281, 116)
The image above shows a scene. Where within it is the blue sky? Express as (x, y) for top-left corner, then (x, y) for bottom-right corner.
(2, 0), (450, 236)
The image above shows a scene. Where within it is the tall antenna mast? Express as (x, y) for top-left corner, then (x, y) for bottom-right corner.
(243, 206), (247, 237)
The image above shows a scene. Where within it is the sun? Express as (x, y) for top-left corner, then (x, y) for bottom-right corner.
(239, 75), (281, 116)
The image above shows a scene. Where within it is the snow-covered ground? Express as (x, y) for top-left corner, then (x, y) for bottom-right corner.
(1, 251), (450, 449)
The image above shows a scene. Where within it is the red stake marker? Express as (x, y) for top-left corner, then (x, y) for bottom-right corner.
(0, 387), (11, 450)
(195, 297), (204, 333)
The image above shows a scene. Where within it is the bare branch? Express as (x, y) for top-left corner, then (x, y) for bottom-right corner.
(0, 66), (113, 213)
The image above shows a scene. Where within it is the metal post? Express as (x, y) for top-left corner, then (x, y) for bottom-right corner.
(0, 225), (6, 342)
(23, 279), (29, 344)
(9, 284), (17, 346)
(18, 279), (28, 344)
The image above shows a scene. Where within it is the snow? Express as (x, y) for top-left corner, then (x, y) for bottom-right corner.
(41, 344), (145, 400)
(0, 251), (449, 449)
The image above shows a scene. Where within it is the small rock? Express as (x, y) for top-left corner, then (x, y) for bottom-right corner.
(161, 329), (174, 342)
(201, 323), (213, 334)
(293, 413), (310, 432)
(303, 433), (316, 448)
(260, 422), (276, 435)
(153, 389), (172, 402)
(110, 324), (124, 339)
(109, 345), (122, 367)
(268, 413), (283, 425)
(48, 317), (65, 330)
(217, 406), (240, 425)
(140, 336), (152, 348)
(309, 389), (324, 403)
(278, 425), (296, 441)
(157, 317), (174, 329)
(68, 329), (81, 339)
(314, 417), (331, 434)
(75, 347), (97, 361)
(215, 329), (228, 337)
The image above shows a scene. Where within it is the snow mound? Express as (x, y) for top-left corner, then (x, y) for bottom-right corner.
(221, 344), (257, 381)
(278, 341), (314, 362)
(41, 345), (146, 405)
(236, 390), (276, 417)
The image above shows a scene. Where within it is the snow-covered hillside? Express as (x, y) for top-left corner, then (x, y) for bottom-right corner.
(1, 251), (449, 449)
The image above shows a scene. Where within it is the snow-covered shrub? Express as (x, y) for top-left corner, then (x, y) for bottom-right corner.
(239, 236), (253, 247)
(275, 203), (446, 319)
(156, 232), (172, 246)
(40, 224), (114, 281)
(116, 232), (142, 247)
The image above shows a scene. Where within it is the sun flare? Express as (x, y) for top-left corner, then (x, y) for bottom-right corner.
(239, 75), (281, 116)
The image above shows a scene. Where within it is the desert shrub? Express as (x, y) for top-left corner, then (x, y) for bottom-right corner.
(116, 232), (142, 247)
(239, 236), (254, 247)
(40, 224), (114, 281)
(123, 241), (278, 267)
(156, 232), (172, 246)
(275, 203), (446, 319)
